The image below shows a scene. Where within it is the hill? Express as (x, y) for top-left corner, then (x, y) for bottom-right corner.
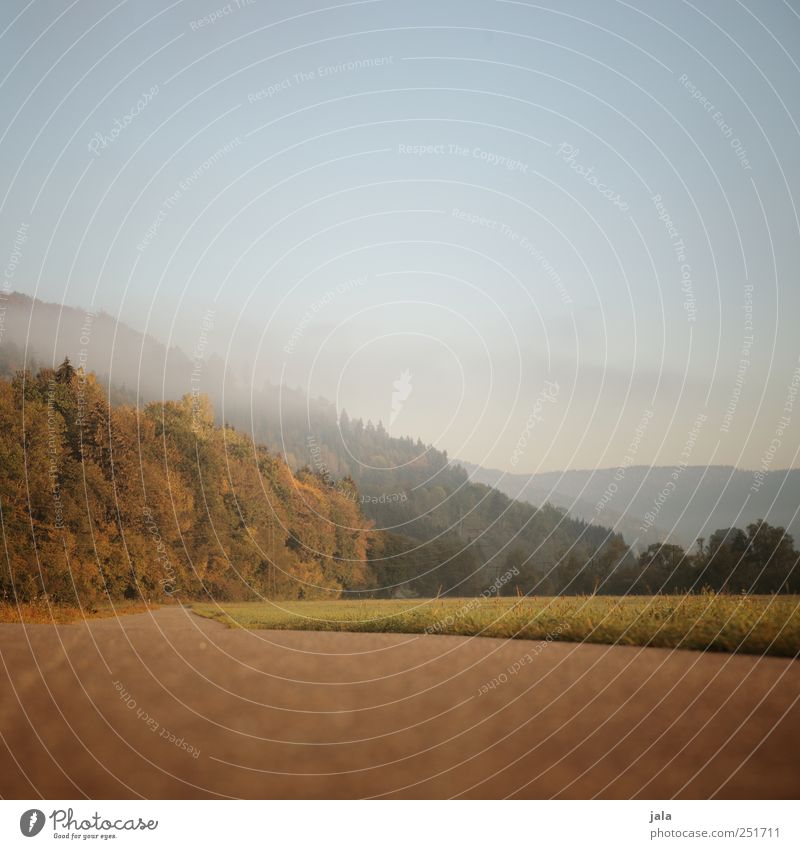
(1, 293), (630, 597)
(459, 461), (800, 550)
(0, 361), (373, 604)
(2, 358), (797, 604)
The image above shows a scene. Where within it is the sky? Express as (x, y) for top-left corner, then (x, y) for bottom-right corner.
(2, 0), (800, 474)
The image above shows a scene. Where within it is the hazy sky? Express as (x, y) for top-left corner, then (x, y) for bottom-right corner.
(2, 0), (800, 473)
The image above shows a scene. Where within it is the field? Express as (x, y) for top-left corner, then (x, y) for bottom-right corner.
(191, 594), (800, 657)
(0, 600), (154, 624)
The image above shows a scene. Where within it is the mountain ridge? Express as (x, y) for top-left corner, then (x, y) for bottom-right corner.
(456, 459), (800, 550)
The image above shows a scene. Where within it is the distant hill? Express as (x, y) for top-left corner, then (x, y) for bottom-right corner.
(218, 379), (631, 595)
(457, 461), (800, 550)
(0, 291), (227, 404)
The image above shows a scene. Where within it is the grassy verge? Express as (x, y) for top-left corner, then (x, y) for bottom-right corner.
(191, 594), (800, 657)
(0, 600), (156, 624)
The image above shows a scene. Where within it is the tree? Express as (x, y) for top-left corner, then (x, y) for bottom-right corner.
(636, 543), (688, 593)
(745, 521), (798, 593)
(55, 356), (76, 384)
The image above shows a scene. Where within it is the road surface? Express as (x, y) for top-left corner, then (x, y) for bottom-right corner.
(0, 606), (798, 798)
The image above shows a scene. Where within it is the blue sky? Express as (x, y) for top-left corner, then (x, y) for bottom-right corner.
(2, 0), (800, 473)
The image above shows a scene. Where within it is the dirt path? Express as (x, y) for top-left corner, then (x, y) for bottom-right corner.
(0, 606), (798, 799)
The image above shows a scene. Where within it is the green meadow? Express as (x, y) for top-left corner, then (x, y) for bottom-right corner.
(191, 593), (800, 657)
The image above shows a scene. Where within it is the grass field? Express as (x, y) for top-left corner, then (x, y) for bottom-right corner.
(0, 600), (154, 624)
(192, 594), (800, 657)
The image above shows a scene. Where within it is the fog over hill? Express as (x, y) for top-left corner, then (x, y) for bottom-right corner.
(0, 291), (221, 404)
(1, 292), (628, 596)
(5, 292), (798, 561)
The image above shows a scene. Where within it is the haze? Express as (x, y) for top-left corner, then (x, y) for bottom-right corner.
(2, 0), (800, 474)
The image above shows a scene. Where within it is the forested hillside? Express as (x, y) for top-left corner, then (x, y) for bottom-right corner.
(224, 381), (630, 596)
(1, 361), (798, 604)
(0, 360), (373, 604)
(1, 294), (631, 598)
(4, 296), (797, 602)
